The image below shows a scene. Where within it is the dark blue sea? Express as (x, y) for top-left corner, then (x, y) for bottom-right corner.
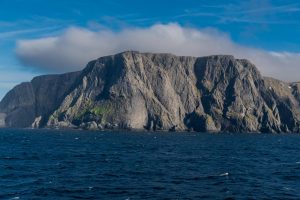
(0, 129), (300, 199)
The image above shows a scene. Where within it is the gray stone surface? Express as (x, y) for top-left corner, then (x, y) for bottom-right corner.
(0, 71), (80, 127)
(0, 113), (6, 127)
(1, 51), (300, 133)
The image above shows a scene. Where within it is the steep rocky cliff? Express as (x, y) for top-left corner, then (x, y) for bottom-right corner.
(0, 71), (80, 127)
(1, 51), (300, 133)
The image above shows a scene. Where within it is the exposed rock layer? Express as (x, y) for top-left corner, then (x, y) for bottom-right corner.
(1, 51), (300, 133)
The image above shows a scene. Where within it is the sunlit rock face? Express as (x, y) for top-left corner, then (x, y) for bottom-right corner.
(1, 51), (300, 133)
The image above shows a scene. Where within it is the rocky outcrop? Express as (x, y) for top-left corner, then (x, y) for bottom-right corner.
(0, 71), (80, 127)
(0, 51), (300, 133)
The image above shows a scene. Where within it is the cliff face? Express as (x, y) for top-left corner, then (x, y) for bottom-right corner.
(1, 51), (300, 133)
(0, 71), (80, 127)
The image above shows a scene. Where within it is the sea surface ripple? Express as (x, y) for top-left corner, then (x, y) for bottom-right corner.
(0, 129), (300, 199)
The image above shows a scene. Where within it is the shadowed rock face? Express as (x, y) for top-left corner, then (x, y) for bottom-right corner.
(1, 51), (300, 133)
(0, 71), (80, 127)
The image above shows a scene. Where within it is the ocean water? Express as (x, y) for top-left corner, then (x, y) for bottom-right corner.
(0, 129), (300, 199)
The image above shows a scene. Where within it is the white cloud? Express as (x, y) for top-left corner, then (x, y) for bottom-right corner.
(16, 23), (300, 81)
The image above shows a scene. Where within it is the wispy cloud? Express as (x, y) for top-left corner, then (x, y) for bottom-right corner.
(71, 8), (83, 16)
(232, 3), (300, 15)
(174, 12), (219, 19)
(0, 16), (75, 45)
(0, 16), (72, 29)
(218, 17), (298, 24)
(0, 21), (16, 27)
(176, 1), (300, 25)
(0, 26), (62, 39)
(15, 23), (300, 82)
(92, 13), (161, 29)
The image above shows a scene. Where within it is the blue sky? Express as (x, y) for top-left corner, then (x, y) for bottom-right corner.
(1, 0), (300, 99)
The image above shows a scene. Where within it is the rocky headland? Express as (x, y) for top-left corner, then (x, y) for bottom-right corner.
(1, 51), (300, 133)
